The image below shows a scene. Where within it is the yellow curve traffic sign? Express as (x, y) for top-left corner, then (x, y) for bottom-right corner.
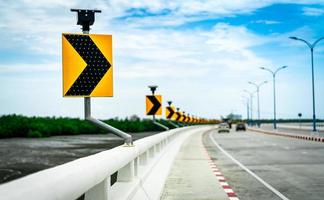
(146, 95), (162, 115)
(62, 33), (113, 97)
(166, 106), (176, 119)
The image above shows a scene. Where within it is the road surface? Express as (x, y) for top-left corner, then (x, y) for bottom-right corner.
(204, 128), (324, 200)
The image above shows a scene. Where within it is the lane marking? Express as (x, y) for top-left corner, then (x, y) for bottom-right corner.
(209, 133), (290, 200)
(202, 136), (240, 200)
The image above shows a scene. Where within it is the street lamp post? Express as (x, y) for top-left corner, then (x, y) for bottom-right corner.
(260, 66), (288, 130)
(241, 96), (250, 122)
(289, 36), (324, 132)
(244, 90), (255, 126)
(248, 81), (268, 128)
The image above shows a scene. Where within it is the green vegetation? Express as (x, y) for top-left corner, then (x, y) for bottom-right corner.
(0, 114), (178, 138)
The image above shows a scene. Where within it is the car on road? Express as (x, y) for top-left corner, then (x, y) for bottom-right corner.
(236, 123), (246, 131)
(218, 123), (230, 133)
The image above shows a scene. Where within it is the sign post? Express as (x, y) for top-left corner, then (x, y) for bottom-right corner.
(65, 9), (132, 145)
(146, 86), (169, 130)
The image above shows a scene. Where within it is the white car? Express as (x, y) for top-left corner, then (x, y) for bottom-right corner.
(218, 123), (230, 133)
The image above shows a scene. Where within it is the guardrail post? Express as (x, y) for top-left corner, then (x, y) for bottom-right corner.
(148, 146), (156, 158)
(117, 161), (135, 182)
(162, 140), (166, 148)
(139, 152), (148, 165)
(134, 157), (139, 176)
(84, 177), (110, 200)
(155, 143), (161, 153)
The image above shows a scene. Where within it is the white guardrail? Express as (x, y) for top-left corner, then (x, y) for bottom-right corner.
(0, 126), (210, 200)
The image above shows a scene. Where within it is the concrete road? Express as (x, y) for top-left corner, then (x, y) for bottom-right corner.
(203, 128), (324, 200)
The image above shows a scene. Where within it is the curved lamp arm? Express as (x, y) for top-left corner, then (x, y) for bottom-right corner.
(289, 36), (312, 49)
(313, 37), (324, 48)
(260, 67), (274, 76)
(274, 66), (288, 75)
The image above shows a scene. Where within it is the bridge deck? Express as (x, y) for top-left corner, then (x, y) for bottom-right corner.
(161, 131), (228, 200)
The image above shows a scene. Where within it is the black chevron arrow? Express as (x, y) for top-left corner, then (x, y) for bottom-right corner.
(147, 95), (161, 115)
(166, 107), (174, 119)
(185, 116), (190, 122)
(175, 112), (181, 121)
(64, 34), (111, 96)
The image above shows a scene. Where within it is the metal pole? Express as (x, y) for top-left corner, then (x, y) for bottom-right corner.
(248, 81), (267, 128)
(153, 120), (170, 130)
(84, 92), (132, 145)
(260, 66), (286, 130)
(250, 94), (253, 123)
(151, 88), (155, 121)
(168, 120), (179, 128)
(257, 87), (260, 127)
(273, 74), (277, 129)
(247, 100), (249, 121)
(243, 91), (254, 126)
(79, 16), (132, 145)
(289, 36), (324, 131)
(85, 97), (91, 118)
(311, 48), (317, 132)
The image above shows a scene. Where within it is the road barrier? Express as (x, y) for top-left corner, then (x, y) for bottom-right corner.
(0, 126), (208, 200)
(248, 127), (324, 143)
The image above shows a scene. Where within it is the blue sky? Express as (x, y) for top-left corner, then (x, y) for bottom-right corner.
(1, 0), (324, 120)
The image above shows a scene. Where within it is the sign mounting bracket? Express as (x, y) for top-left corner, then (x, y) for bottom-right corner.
(70, 8), (133, 146)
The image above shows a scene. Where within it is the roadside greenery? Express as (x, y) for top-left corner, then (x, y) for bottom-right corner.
(0, 115), (177, 138)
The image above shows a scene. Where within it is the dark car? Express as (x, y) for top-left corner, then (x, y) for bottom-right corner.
(236, 123), (246, 131)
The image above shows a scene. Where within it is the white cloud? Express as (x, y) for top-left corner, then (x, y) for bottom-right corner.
(0, 62), (59, 73)
(112, 25), (270, 81)
(253, 20), (281, 24)
(1, 0), (324, 118)
(0, 0), (322, 55)
(303, 7), (324, 16)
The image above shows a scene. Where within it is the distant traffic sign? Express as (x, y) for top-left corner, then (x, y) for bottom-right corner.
(166, 106), (175, 119)
(62, 33), (113, 97)
(180, 113), (185, 122)
(146, 95), (162, 115)
(175, 111), (181, 121)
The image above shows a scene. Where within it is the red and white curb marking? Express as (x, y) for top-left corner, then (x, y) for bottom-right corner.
(202, 140), (239, 200)
(248, 128), (324, 143)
